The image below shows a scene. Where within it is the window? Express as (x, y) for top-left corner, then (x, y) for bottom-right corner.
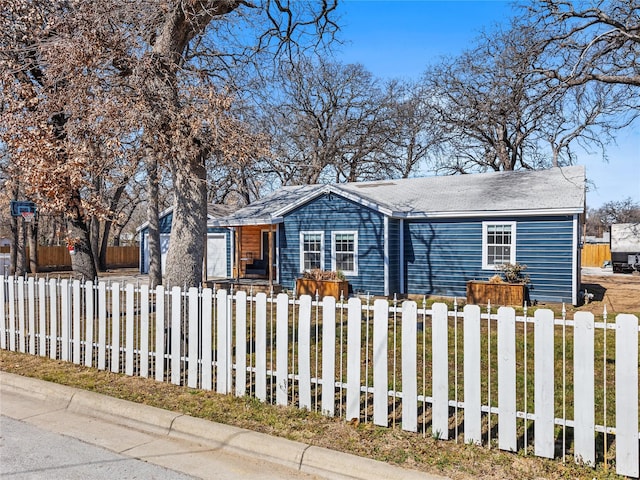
(482, 222), (516, 269)
(332, 231), (358, 275)
(300, 232), (324, 272)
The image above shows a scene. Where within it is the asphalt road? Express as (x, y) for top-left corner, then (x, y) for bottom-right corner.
(1, 415), (197, 480)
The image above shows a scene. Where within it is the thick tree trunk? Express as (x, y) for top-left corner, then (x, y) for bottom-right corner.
(145, 154), (163, 287)
(164, 157), (207, 287)
(67, 193), (97, 280)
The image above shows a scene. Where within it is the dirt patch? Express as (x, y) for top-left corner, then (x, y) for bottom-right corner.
(578, 273), (640, 316)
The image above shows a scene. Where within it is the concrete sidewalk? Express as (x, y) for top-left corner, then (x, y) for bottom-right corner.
(0, 372), (446, 480)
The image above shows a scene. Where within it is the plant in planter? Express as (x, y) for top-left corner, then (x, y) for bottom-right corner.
(467, 263), (529, 306)
(296, 269), (348, 299)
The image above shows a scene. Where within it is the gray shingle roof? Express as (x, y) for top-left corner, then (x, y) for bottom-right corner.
(211, 166), (585, 226)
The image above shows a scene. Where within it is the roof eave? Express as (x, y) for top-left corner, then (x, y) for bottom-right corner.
(395, 207), (585, 220)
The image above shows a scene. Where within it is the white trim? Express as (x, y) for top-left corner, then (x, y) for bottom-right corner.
(399, 219), (405, 295)
(572, 214), (579, 305)
(331, 231), (358, 276)
(398, 207), (584, 219)
(482, 221), (517, 270)
(384, 218), (389, 297)
(299, 231), (325, 273)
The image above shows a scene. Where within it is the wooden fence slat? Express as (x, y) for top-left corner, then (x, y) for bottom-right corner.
(27, 277), (35, 354)
(464, 305), (482, 445)
(346, 297), (362, 421)
(574, 312), (595, 466)
(276, 293), (289, 406)
(402, 300), (418, 432)
(616, 314), (639, 478)
(38, 278), (46, 356)
(321, 296), (336, 417)
(201, 288), (213, 391)
(234, 291), (247, 397)
(255, 293), (267, 402)
(111, 283), (121, 373)
(373, 298), (389, 427)
(49, 279), (57, 360)
(154, 286), (165, 382)
(187, 287), (199, 388)
(125, 284), (135, 376)
(139, 285), (149, 377)
(216, 289), (229, 394)
(18, 276), (26, 353)
(298, 295), (312, 411)
(97, 282), (106, 369)
(73, 280), (81, 364)
(8, 277), (16, 351)
(60, 279), (70, 362)
(432, 302), (449, 440)
(534, 309), (555, 459)
(0, 277), (6, 350)
(171, 286), (181, 385)
(498, 307), (517, 452)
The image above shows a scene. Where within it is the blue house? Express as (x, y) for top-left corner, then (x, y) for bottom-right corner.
(209, 166), (586, 304)
(137, 205), (235, 279)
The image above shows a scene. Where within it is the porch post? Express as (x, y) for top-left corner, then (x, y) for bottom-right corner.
(268, 225), (273, 289)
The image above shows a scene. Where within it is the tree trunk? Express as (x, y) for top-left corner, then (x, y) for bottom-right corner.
(164, 156), (207, 287)
(27, 215), (38, 274)
(67, 193), (97, 280)
(90, 216), (101, 273)
(145, 154), (163, 287)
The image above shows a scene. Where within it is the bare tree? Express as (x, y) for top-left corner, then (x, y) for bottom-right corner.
(586, 197), (640, 236)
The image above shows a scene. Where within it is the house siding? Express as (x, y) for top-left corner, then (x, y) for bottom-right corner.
(279, 193), (388, 295)
(405, 216), (576, 303)
(387, 219), (401, 296)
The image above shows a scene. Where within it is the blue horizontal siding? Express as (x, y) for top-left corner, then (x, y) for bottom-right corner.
(279, 193), (387, 295)
(405, 216), (576, 303)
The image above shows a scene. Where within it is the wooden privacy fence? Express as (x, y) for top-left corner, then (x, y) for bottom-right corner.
(1, 276), (639, 477)
(32, 246), (139, 270)
(582, 243), (611, 267)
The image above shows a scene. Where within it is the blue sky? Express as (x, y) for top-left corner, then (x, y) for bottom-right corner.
(333, 0), (639, 209)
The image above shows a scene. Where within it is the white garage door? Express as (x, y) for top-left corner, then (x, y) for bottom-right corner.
(207, 234), (227, 278)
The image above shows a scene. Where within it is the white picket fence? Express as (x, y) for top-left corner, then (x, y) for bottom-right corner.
(1, 275), (638, 477)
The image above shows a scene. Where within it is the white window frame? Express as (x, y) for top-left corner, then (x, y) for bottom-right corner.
(299, 231), (324, 273)
(482, 221), (516, 270)
(331, 231), (358, 276)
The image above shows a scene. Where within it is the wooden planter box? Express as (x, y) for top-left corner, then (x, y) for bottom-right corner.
(466, 281), (526, 306)
(296, 278), (349, 299)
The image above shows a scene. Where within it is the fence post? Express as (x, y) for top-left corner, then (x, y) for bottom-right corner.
(111, 282), (120, 373)
(18, 276), (26, 353)
(97, 282), (107, 370)
(187, 287), (199, 388)
(84, 281), (94, 367)
(0, 277), (6, 350)
(60, 279), (70, 362)
(139, 284), (149, 377)
(201, 287), (213, 391)
(38, 278), (46, 356)
(27, 277), (35, 354)
(170, 286), (181, 385)
(49, 279), (57, 360)
(72, 280), (81, 364)
(463, 304), (482, 445)
(255, 292), (267, 402)
(7, 276), (15, 352)
(154, 285), (165, 382)
(234, 291), (247, 397)
(125, 283), (135, 376)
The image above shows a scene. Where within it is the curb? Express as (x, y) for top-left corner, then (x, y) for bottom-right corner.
(0, 371), (444, 480)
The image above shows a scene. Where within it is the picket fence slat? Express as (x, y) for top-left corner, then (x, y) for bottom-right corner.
(373, 299), (388, 427)
(402, 301), (418, 432)
(574, 312), (595, 466)
(201, 288), (213, 391)
(498, 307), (517, 452)
(2, 276), (639, 478)
(432, 302), (448, 439)
(298, 295), (312, 411)
(346, 297), (361, 421)
(464, 305), (482, 445)
(534, 308), (555, 459)
(616, 314), (639, 478)
(187, 287), (199, 388)
(321, 296), (336, 417)
(255, 293), (267, 402)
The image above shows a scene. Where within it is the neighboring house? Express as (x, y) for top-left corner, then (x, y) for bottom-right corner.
(210, 166), (586, 304)
(137, 205), (235, 279)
